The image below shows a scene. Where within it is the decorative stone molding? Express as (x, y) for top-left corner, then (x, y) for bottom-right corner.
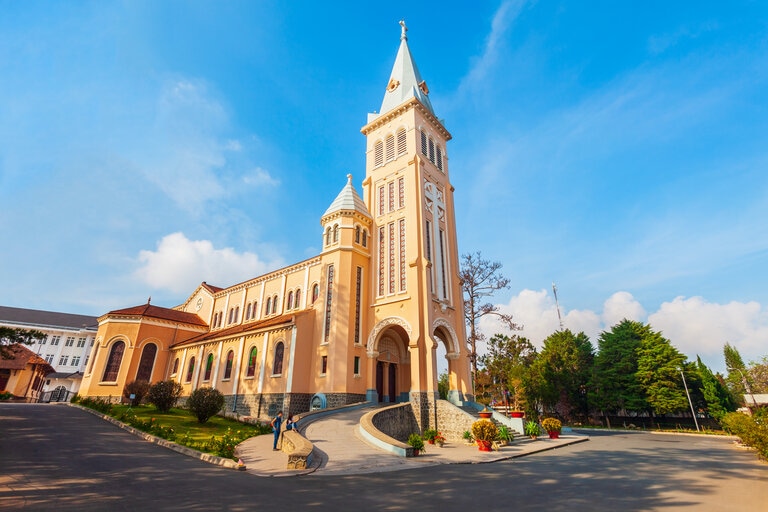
(367, 317), (413, 356)
(431, 318), (460, 356)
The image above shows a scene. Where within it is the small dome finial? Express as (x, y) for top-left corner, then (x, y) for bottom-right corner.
(399, 20), (407, 41)
(346, 173), (353, 184)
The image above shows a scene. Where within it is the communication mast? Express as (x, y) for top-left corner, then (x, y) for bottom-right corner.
(552, 282), (564, 330)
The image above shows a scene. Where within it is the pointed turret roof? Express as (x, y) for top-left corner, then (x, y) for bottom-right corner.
(378, 20), (435, 117)
(323, 174), (371, 218)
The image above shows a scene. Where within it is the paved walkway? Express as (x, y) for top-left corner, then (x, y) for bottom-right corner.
(236, 405), (588, 477)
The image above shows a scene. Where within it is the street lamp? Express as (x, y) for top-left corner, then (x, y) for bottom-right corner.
(678, 367), (700, 432)
(727, 366), (759, 409)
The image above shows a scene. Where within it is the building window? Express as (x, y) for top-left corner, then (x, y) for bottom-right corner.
(51, 336), (60, 346)
(247, 347), (258, 377)
(429, 137), (435, 163)
(224, 350), (234, 379)
(272, 295), (278, 314)
(398, 177), (405, 209)
(287, 291), (294, 310)
(332, 224), (339, 243)
(354, 356), (360, 375)
(399, 219), (406, 291)
(354, 267), (362, 344)
(186, 357), (195, 383)
(246, 303), (252, 320)
(385, 134), (395, 161)
(374, 140), (384, 167)
(325, 226), (331, 246)
(172, 358), (179, 375)
(436, 146), (444, 172)
(38, 337), (46, 345)
(355, 225), (360, 244)
(59, 355), (69, 366)
(45, 354), (54, 364)
(136, 343), (157, 382)
(425, 220), (432, 262)
(77, 337), (86, 348)
(84, 355), (89, 368)
(420, 130), (428, 156)
(388, 222), (395, 294)
(228, 308), (234, 324)
(312, 283), (320, 304)
(321, 355), (328, 375)
(102, 341), (125, 382)
(65, 337), (75, 347)
(362, 229), (368, 248)
(378, 186), (385, 216)
(324, 265), (335, 341)
(90, 338), (94, 346)
(378, 227), (385, 296)
(72, 355), (81, 367)
(295, 289), (301, 309)
(203, 354), (214, 381)
(265, 297), (272, 316)
(387, 181), (394, 212)
(234, 306), (239, 323)
(439, 229), (448, 300)
(396, 128), (407, 156)
(213, 312), (219, 327)
(273, 342), (284, 375)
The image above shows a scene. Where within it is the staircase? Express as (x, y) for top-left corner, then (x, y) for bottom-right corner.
(460, 403), (524, 437)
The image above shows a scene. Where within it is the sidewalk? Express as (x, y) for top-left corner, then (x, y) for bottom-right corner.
(236, 406), (589, 477)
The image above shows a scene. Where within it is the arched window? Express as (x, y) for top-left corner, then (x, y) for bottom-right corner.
(325, 227), (331, 246)
(332, 224), (339, 243)
(295, 288), (301, 309)
(234, 306), (239, 323)
(436, 146), (444, 172)
(265, 297), (272, 316)
(186, 357), (195, 383)
(287, 291), (294, 310)
(246, 347), (258, 377)
(429, 137), (435, 163)
(172, 357), (179, 375)
(374, 140), (384, 166)
(362, 229), (368, 248)
(252, 301), (257, 318)
(212, 312), (218, 328)
(136, 343), (157, 382)
(273, 342), (284, 375)
(246, 303), (252, 320)
(228, 308), (234, 324)
(217, 312), (223, 327)
(420, 129), (428, 156)
(355, 226), (361, 244)
(312, 283), (320, 303)
(272, 295), (278, 314)
(102, 341), (125, 382)
(396, 128), (407, 155)
(203, 353), (214, 381)
(224, 350), (234, 379)
(385, 133), (395, 161)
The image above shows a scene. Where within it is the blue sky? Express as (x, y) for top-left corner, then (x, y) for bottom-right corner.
(1, 1), (766, 373)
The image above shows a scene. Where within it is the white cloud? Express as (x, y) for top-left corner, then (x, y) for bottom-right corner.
(477, 289), (767, 373)
(649, 296), (768, 369)
(134, 232), (280, 294)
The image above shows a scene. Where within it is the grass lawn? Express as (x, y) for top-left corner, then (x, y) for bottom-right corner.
(109, 405), (269, 445)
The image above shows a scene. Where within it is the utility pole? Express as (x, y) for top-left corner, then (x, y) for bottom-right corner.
(552, 282), (564, 330)
(679, 367), (700, 432)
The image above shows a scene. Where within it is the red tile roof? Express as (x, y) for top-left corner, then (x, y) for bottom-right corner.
(104, 304), (208, 327)
(0, 344), (55, 374)
(172, 313), (298, 348)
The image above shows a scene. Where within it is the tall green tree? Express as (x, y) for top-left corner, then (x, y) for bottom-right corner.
(591, 319), (648, 416)
(635, 330), (688, 416)
(531, 329), (594, 421)
(748, 356), (768, 394)
(724, 342), (750, 405)
(480, 333), (536, 411)
(696, 356), (737, 420)
(0, 327), (46, 359)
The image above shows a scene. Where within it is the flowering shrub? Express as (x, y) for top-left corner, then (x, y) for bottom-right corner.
(541, 417), (562, 433)
(433, 432), (446, 445)
(471, 419), (498, 441)
(0, 390), (14, 400)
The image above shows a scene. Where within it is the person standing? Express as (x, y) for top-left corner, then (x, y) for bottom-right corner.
(270, 411), (283, 451)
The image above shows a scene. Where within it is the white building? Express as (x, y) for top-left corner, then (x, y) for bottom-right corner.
(0, 306), (98, 401)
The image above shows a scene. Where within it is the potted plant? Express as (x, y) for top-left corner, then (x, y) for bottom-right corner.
(423, 428), (439, 444)
(524, 420), (540, 439)
(408, 433), (425, 455)
(471, 419), (498, 452)
(434, 432), (446, 447)
(478, 406), (493, 419)
(496, 424), (513, 446)
(462, 430), (474, 445)
(541, 417), (562, 439)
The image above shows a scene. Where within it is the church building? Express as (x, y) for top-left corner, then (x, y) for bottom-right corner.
(78, 23), (473, 426)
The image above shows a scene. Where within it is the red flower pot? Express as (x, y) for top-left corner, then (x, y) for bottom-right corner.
(548, 431), (560, 439)
(511, 411), (524, 418)
(477, 440), (493, 452)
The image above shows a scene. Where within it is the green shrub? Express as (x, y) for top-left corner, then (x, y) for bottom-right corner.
(524, 420), (541, 437)
(187, 387), (225, 424)
(123, 380), (151, 406)
(471, 419), (498, 441)
(541, 417), (562, 433)
(422, 428), (438, 442)
(0, 391), (14, 401)
(407, 433), (425, 451)
(147, 380), (183, 413)
(497, 424), (513, 442)
(722, 411), (768, 460)
(78, 396), (114, 414)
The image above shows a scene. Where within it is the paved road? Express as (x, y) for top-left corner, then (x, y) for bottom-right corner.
(2, 404), (767, 511)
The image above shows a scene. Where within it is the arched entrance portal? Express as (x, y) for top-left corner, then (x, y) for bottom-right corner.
(372, 326), (410, 403)
(432, 320), (466, 405)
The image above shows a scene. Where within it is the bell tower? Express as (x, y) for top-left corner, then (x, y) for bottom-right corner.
(361, 22), (472, 422)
